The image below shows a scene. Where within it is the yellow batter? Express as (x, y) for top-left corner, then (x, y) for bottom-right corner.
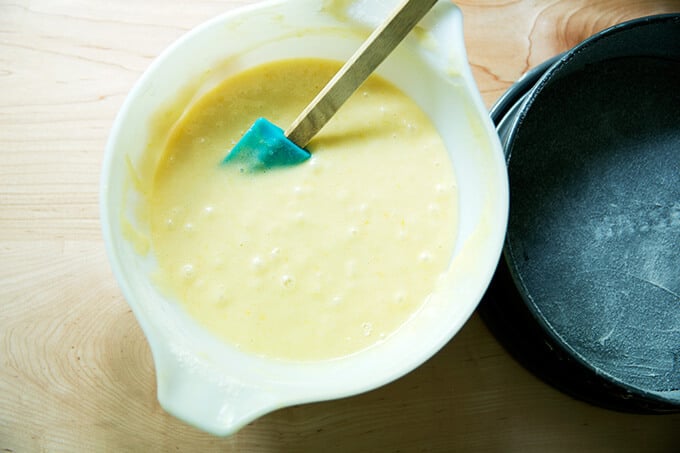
(148, 58), (458, 361)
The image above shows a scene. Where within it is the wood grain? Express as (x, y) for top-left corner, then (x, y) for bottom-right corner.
(2, 1), (679, 451)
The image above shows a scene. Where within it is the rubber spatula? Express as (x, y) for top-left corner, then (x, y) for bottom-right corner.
(223, 0), (439, 171)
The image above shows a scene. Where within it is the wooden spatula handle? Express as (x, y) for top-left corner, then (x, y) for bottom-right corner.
(285, 0), (439, 148)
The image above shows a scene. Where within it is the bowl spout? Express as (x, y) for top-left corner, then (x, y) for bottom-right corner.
(153, 344), (278, 436)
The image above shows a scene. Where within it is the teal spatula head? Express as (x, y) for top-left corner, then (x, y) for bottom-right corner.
(223, 117), (311, 172)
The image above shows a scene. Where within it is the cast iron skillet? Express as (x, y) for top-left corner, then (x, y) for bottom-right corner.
(478, 14), (680, 413)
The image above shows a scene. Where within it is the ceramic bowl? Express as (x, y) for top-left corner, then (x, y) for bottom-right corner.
(100, 0), (508, 435)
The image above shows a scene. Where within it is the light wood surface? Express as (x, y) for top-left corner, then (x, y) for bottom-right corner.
(2, 1), (679, 451)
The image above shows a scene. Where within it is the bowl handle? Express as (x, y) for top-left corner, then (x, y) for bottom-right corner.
(153, 343), (278, 436)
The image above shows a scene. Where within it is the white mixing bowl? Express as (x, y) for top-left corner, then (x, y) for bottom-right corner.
(100, 0), (508, 436)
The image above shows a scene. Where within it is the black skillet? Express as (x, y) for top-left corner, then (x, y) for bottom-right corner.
(478, 14), (680, 413)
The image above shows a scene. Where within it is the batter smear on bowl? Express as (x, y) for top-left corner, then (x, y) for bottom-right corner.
(148, 58), (458, 361)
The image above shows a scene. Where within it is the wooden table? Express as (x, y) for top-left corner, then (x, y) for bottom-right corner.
(2, 1), (679, 451)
